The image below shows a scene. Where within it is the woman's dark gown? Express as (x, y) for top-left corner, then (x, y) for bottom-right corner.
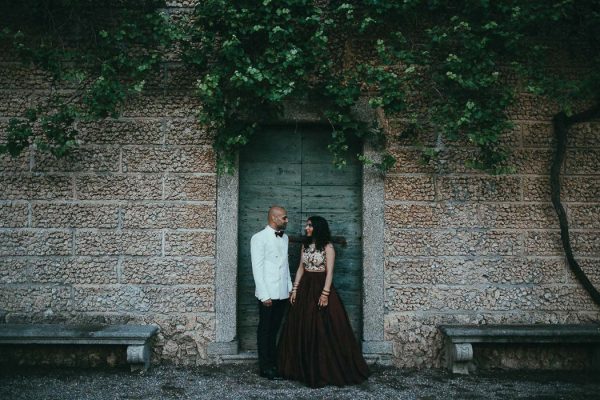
(277, 244), (369, 388)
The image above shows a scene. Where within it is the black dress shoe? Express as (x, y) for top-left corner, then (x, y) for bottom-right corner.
(269, 368), (284, 381)
(259, 368), (284, 380)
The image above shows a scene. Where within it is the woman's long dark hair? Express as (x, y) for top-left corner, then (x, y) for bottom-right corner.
(304, 215), (332, 251)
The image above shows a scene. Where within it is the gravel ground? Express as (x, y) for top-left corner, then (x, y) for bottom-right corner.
(1, 364), (599, 400)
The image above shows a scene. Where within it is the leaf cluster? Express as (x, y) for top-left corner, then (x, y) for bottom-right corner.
(1, 1), (599, 174)
(0, 0), (179, 156)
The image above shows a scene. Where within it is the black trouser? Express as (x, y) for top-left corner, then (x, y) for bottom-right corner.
(257, 298), (286, 372)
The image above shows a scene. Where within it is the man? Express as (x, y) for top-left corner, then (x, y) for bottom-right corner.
(250, 206), (292, 380)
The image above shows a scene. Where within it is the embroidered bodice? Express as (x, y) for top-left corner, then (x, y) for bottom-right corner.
(303, 244), (326, 272)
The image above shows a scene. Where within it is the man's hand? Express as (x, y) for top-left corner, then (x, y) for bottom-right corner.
(262, 299), (273, 307)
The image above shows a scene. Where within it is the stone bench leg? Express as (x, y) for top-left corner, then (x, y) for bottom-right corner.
(593, 346), (600, 371)
(445, 342), (473, 375)
(127, 343), (151, 372)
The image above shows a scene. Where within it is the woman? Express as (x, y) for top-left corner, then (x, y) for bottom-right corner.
(277, 216), (369, 388)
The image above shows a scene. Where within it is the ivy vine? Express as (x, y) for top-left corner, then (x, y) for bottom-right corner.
(0, 0), (180, 157)
(2, 1), (600, 302)
(2, 1), (598, 175)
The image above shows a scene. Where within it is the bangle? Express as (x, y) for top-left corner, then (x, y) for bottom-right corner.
(321, 292), (329, 297)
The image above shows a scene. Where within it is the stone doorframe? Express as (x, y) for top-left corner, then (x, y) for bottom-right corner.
(207, 101), (393, 364)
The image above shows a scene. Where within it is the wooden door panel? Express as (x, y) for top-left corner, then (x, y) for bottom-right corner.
(238, 127), (363, 351)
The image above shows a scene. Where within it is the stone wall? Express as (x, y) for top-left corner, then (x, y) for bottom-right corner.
(1, 2), (599, 370)
(383, 103), (600, 368)
(0, 47), (217, 364)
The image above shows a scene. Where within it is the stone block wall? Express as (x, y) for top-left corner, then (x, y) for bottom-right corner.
(0, 50), (217, 365)
(1, 2), (599, 370)
(384, 107), (600, 368)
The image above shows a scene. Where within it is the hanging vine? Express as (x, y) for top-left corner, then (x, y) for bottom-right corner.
(1, 1), (599, 301)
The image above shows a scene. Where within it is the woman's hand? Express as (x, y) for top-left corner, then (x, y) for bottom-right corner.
(289, 291), (297, 305)
(318, 294), (328, 307)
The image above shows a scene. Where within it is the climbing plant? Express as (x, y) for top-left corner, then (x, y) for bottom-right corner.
(0, 0), (180, 157)
(1, 1), (599, 299)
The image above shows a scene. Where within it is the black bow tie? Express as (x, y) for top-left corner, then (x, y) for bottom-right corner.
(275, 230), (284, 237)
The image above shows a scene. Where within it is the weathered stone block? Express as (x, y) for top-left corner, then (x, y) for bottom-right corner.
(164, 231), (215, 256)
(0, 230), (72, 256)
(386, 147), (435, 174)
(72, 286), (214, 313)
(476, 203), (557, 229)
(0, 62), (52, 90)
(568, 204), (600, 229)
(386, 203), (556, 230)
(435, 147), (484, 175)
(121, 93), (201, 118)
(387, 119), (436, 147)
(585, 121), (600, 148)
(522, 177), (551, 202)
(0, 174), (72, 200)
(0, 91), (47, 116)
(0, 150), (30, 172)
(563, 176), (600, 202)
(0, 202), (28, 227)
(571, 232), (600, 257)
(436, 176), (521, 202)
(385, 203), (480, 229)
(34, 146), (120, 172)
(75, 230), (161, 256)
(122, 146), (215, 173)
(122, 204), (216, 229)
(510, 149), (553, 175)
(566, 149), (600, 175)
(31, 203), (118, 228)
(163, 64), (201, 92)
(385, 229), (521, 257)
(385, 285), (596, 312)
(525, 231), (563, 256)
(149, 312), (216, 364)
(166, 1), (199, 8)
(77, 119), (163, 145)
(164, 174), (217, 201)
(506, 94), (560, 121)
(385, 256), (566, 285)
(164, 119), (214, 146)
(0, 286), (71, 313)
(519, 121), (554, 148)
(121, 257), (214, 285)
(384, 175), (435, 201)
(578, 258), (600, 288)
(75, 174), (162, 200)
(567, 121), (594, 148)
(28, 256), (119, 284)
(384, 313), (453, 368)
(0, 257), (29, 283)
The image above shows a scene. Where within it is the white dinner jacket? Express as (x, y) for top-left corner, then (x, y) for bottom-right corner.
(250, 225), (292, 302)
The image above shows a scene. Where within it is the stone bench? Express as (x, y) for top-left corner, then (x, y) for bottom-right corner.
(439, 324), (600, 374)
(0, 324), (159, 371)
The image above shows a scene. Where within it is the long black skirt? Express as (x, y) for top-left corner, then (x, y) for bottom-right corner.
(277, 271), (369, 388)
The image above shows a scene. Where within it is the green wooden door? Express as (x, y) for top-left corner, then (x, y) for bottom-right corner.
(238, 125), (363, 351)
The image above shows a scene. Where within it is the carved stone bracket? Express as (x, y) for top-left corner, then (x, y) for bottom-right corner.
(446, 342), (473, 375)
(127, 344), (151, 372)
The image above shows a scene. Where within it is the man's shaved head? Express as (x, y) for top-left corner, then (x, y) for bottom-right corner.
(268, 206), (285, 220)
(268, 206), (288, 230)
